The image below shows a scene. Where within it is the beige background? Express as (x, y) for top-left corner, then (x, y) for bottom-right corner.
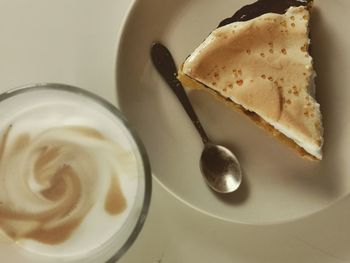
(0, 0), (349, 262)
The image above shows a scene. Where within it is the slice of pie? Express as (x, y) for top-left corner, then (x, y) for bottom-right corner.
(178, 0), (324, 160)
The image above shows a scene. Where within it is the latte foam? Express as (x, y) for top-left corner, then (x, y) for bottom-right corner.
(0, 87), (141, 259)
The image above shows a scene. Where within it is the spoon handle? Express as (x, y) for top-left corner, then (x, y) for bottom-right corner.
(151, 42), (209, 144)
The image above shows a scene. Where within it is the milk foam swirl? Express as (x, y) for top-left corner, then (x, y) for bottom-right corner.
(0, 125), (126, 244)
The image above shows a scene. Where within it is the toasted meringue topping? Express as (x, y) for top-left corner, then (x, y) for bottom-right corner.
(182, 6), (323, 159)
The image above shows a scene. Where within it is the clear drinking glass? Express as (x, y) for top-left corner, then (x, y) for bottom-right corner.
(0, 83), (151, 263)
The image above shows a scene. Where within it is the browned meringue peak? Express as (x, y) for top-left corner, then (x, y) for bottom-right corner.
(181, 6), (323, 160)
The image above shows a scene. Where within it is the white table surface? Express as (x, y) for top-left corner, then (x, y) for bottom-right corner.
(1, 1), (350, 263)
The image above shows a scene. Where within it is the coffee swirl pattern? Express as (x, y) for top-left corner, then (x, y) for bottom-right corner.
(0, 125), (127, 244)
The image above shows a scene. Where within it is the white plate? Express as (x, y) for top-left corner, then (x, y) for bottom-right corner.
(117, 0), (350, 224)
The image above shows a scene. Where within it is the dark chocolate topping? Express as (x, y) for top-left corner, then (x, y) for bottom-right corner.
(218, 0), (311, 27)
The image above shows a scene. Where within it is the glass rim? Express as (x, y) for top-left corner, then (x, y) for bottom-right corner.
(0, 82), (152, 263)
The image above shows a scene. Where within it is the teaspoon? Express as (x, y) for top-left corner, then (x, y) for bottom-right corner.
(151, 42), (242, 193)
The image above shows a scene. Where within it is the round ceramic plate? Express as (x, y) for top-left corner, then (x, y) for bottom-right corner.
(117, 0), (350, 224)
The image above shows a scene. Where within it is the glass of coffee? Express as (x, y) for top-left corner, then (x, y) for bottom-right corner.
(0, 83), (151, 262)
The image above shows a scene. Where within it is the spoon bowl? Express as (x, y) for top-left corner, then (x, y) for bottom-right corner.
(200, 144), (242, 193)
